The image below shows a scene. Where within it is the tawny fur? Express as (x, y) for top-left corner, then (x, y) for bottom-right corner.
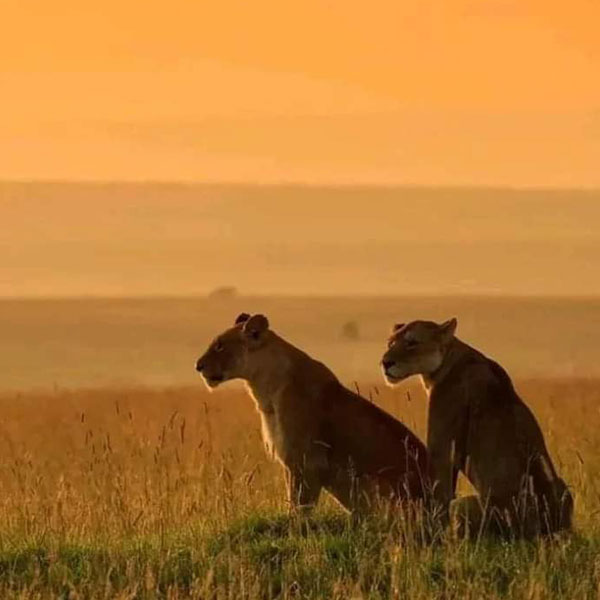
(196, 313), (431, 513)
(381, 319), (573, 536)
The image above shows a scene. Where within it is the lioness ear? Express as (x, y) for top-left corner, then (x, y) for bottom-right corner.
(243, 314), (269, 341)
(439, 317), (458, 341)
(392, 322), (405, 333)
(234, 312), (251, 326)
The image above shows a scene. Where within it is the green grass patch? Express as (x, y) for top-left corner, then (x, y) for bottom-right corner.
(0, 514), (597, 598)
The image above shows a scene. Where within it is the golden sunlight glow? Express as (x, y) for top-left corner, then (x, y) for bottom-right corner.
(2, 0), (599, 185)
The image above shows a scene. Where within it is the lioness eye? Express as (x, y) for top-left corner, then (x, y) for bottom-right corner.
(213, 341), (223, 352)
(405, 338), (418, 349)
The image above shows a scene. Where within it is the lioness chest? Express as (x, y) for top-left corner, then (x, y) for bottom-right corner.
(250, 389), (291, 462)
(248, 380), (328, 467)
(258, 408), (287, 460)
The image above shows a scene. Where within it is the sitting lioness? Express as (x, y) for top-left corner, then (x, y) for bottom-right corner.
(381, 318), (573, 536)
(196, 313), (430, 513)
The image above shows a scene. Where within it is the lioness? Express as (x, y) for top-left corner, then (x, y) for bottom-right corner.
(196, 313), (430, 513)
(381, 318), (573, 536)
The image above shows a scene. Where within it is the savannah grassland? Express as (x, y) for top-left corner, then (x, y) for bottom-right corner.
(1, 297), (600, 598)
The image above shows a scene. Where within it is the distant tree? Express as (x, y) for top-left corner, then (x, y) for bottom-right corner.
(341, 320), (360, 341)
(207, 286), (238, 300)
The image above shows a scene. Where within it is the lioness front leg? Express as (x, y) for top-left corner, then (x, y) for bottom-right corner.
(427, 399), (466, 517)
(286, 466), (323, 514)
(428, 440), (461, 514)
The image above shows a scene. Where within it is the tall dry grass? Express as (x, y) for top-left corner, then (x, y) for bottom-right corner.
(0, 379), (599, 598)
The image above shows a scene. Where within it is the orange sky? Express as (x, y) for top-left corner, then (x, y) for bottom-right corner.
(2, 0), (599, 185)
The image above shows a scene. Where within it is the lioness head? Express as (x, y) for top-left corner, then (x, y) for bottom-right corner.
(195, 313), (271, 389)
(381, 318), (457, 384)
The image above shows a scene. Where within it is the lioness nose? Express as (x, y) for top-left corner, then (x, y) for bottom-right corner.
(382, 359), (395, 370)
(195, 359), (204, 373)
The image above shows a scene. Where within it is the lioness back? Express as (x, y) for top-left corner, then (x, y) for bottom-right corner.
(317, 379), (430, 500)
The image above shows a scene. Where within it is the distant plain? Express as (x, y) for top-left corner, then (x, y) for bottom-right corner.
(1, 295), (600, 390)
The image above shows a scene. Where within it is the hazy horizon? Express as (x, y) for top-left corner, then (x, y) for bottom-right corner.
(3, 2), (599, 295)
(2, 295), (600, 390)
(3, 181), (600, 298)
(4, 179), (600, 190)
